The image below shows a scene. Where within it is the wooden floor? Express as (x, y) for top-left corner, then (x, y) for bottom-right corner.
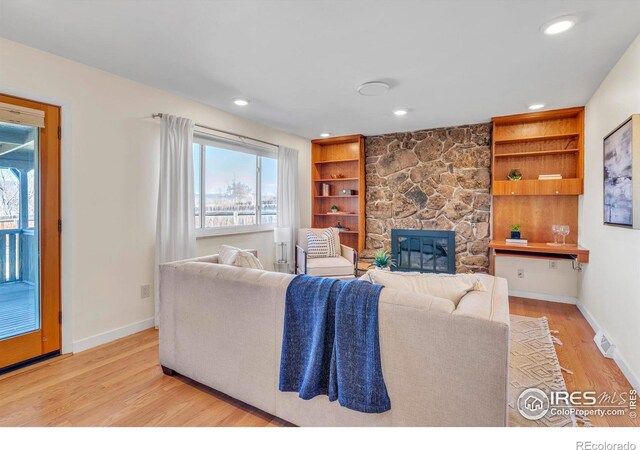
(0, 297), (636, 427)
(0, 282), (37, 340)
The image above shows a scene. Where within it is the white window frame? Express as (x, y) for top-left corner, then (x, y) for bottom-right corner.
(193, 133), (277, 238)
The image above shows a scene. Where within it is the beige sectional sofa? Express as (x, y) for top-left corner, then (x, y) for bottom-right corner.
(159, 254), (511, 426)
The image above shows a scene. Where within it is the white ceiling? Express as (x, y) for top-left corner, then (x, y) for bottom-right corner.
(1, 0), (639, 139)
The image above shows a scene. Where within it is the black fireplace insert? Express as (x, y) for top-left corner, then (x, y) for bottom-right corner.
(391, 229), (456, 274)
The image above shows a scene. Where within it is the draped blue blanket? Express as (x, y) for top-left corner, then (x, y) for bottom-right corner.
(279, 275), (390, 413)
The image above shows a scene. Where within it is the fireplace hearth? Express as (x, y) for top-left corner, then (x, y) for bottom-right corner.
(391, 229), (456, 274)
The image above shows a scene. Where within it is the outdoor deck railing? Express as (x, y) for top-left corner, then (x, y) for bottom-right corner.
(0, 229), (35, 284)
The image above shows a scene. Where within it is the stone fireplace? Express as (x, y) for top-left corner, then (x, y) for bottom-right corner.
(363, 123), (492, 273)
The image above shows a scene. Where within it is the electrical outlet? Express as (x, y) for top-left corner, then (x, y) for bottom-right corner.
(549, 260), (558, 269)
(517, 269), (525, 279)
(140, 284), (151, 299)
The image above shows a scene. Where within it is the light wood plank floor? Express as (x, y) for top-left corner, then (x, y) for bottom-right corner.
(0, 297), (636, 427)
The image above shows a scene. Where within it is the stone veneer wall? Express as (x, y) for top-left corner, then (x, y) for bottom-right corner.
(364, 123), (492, 273)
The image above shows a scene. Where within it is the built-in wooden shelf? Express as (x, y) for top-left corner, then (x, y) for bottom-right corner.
(490, 107), (586, 275)
(493, 178), (583, 196)
(314, 195), (358, 198)
(493, 132), (580, 144)
(313, 158), (359, 164)
(494, 148), (579, 158)
(314, 177), (359, 182)
(312, 134), (365, 252)
(489, 240), (590, 264)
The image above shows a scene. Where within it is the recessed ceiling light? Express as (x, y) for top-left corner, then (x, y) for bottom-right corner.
(357, 81), (390, 96)
(233, 98), (249, 106)
(528, 103), (546, 110)
(320, 133), (331, 138)
(541, 16), (577, 35)
(393, 109), (408, 116)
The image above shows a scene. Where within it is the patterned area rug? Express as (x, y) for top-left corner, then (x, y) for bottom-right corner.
(509, 314), (587, 427)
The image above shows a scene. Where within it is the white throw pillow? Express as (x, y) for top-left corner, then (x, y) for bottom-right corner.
(365, 270), (485, 306)
(233, 250), (264, 270)
(306, 229), (339, 258)
(219, 245), (241, 265)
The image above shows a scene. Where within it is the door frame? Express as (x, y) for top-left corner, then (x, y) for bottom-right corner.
(0, 93), (61, 369)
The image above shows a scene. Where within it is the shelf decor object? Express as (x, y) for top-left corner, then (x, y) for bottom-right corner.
(490, 107), (589, 273)
(311, 134), (365, 252)
(507, 169), (522, 181)
(603, 114), (640, 229)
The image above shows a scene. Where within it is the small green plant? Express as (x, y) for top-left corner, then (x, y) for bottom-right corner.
(371, 250), (395, 269)
(330, 204), (339, 212)
(511, 224), (521, 231)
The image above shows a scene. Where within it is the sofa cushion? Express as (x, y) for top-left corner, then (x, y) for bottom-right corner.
(365, 270), (485, 306)
(233, 250), (264, 270)
(218, 245), (263, 270)
(306, 256), (354, 277)
(219, 245), (241, 265)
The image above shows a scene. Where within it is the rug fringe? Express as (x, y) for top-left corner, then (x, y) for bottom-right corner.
(560, 366), (574, 375)
(576, 414), (593, 427)
(551, 335), (563, 345)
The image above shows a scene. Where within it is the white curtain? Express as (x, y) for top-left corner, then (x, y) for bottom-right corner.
(277, 146), (299, 270)
(155, 114), (196, 326)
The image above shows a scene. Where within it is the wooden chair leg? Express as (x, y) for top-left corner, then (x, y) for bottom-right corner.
(161, 365), (174, 376)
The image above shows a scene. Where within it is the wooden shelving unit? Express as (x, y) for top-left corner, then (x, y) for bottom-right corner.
(490, 107), (588, 271)
(311, 134), (365, 252)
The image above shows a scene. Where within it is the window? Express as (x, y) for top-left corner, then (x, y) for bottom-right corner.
(193, 134), (277, 235)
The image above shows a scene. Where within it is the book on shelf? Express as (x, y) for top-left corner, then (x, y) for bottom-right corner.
(538, 174), (562, 180)
(505, 238), (528, 245)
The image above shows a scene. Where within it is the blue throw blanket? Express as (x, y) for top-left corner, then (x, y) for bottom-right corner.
(279, 275), (390, 413)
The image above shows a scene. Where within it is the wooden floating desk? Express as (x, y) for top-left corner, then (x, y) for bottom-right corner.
(489, 240), (590, 275)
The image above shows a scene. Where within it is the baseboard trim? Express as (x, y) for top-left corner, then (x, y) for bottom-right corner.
(72, 317), (154, 353)
(576, 303), (640, 392)
(509, 290), (577, 305)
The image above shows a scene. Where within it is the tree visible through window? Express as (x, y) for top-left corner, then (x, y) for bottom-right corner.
(0, 168), (19, 229)
(193, 136), (277, 232)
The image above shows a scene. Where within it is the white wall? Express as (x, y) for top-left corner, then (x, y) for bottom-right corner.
(579, 33), (640, 390)
(495, 257), (578, 304)
(0, 37), (311, 352)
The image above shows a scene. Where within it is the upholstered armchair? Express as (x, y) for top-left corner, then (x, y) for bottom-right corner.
(295, 228), (357, 279)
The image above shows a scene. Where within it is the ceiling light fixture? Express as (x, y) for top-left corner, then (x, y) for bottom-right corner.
(393, 109), (408, 116)
(357, 81), (390, 96)
(320, 133), (331, 138)
(528, 103), (546, 110)
(541, 16), (577, 35)
(233, 98), (250, 106)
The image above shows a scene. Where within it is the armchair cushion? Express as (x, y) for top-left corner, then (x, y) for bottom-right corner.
(298, 228), (341, 255)
(306, 229), (338, 258)
(305, 256), (355, 277)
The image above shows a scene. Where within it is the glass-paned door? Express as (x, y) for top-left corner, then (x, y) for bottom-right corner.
(0, 95), (61, 372)
(0, 122), (40, 341)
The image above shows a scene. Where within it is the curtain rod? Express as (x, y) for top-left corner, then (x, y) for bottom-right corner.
(151, 113), (279, 149)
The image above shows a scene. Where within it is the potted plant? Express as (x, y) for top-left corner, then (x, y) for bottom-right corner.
(330, 204), (339, 213)
(507, 169), (522, 181)
(510, 224), (521, 239)
(370, 250), (395, 270)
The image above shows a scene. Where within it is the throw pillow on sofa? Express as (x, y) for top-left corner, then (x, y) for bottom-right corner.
(218, 245), (264, 270)
(365, 270), (485, 306)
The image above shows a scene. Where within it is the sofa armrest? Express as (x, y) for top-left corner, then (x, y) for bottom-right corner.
(295, 245), (307, 274)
